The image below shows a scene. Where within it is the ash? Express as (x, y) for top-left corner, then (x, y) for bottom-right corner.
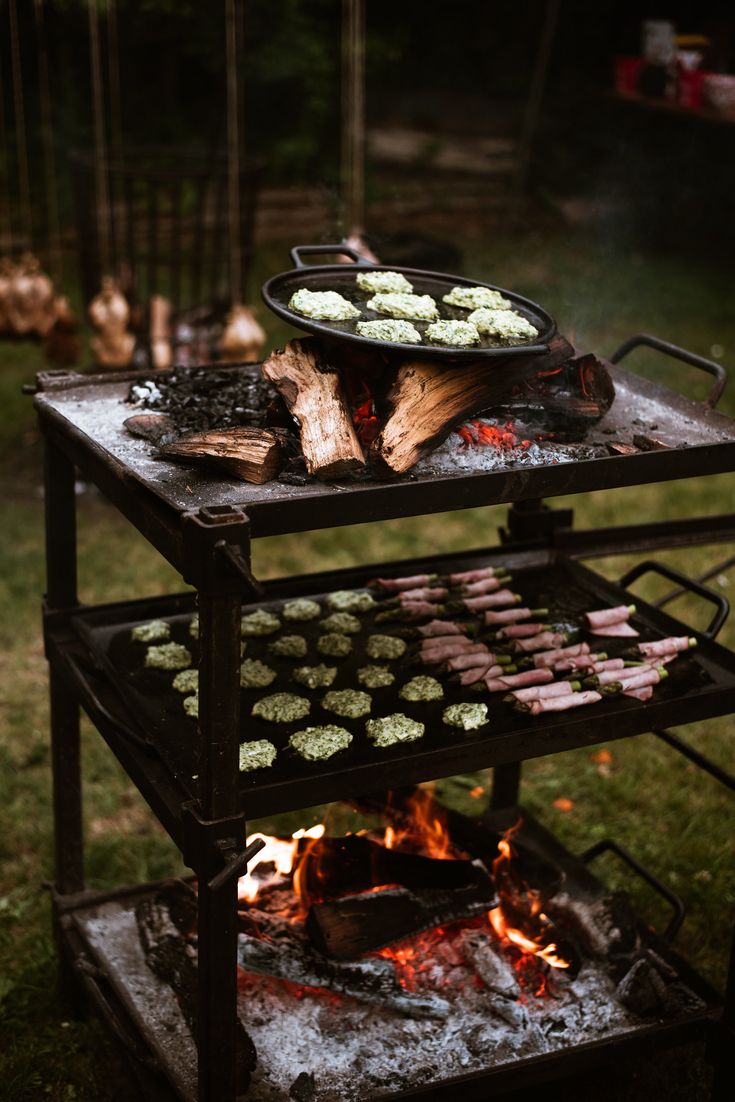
(415, 426), (603, 476)
(127, 366), (280, 436)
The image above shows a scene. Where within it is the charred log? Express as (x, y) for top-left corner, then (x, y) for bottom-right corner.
(261, 338), (366, 479)
(123, 412), (176, 444)
(159, 426), (290, 483)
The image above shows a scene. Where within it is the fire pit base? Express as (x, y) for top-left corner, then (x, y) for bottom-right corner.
(55, 808), (722, 1102)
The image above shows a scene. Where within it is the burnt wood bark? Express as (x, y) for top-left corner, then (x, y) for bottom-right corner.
(159, 426), (290, 483)
(306, 878), (496, 960)
(369, 335), (574, 475)
(261, 338), (366, 479)
(237, 931), (452, 1018)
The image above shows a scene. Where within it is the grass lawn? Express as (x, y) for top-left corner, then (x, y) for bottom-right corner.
(0, 223), (733, 1101)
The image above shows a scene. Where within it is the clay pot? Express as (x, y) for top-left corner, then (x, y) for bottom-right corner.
(218, 304), (266, 363)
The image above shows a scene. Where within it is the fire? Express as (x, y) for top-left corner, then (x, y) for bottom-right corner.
(458, 419), (531, 451)
(238, 824), (325, 903)
(379, 786), (455, 861)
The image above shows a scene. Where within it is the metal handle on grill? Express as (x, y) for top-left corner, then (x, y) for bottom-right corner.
(290, 243), (374, 268)
(617, 559), (730, 640)
(63, 651), (151, 750)
(610, 333), (727, 408)
(580, 838), (685, 942)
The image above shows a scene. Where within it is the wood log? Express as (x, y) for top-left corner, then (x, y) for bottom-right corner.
(159, 426), (290, 483)
(369, 335), (574, 475)
(237, 931), (451, 1019)
(123, 412), (175, 444)
(306, 878), (496, 960)
(261, 338), (366, 479)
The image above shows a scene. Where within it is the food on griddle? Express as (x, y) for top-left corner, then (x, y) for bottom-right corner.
(366, 292), (438, 321)
(282, 598), (321, 622)
(424, 320), (481, 347)
(356, 270), (414, 294)
(292, 664), (337, 690)
(376, 600), (444, 622)
(528, 690), (601, 715)
(442, 702), (489, 731)
(357, 664), (396, 688)
(322, 689), (372, 718)
(442, 286), (511, 311)
(399, 676), (444, 702)
(625, 685), (653, 701)
(460, 576), (511, 597)
(269, 634), (308, 658)
(468, 308), (539, 342)
(457, 662), (510, 686)
(584, 605), (635, 630)
(592, 621), (639, 638)
(584, 666), (666, 691)
(416, 618), (470, 638)
(251, 693), (311, 723)
(131, 619), (170, 643)
(355, 319), (421, 343)
(366, 634), (407, 660)
(480, 668), (554, 692)
(447, 566), (504, 584)
(288, 288), (360, 321)
(419, 636), (489, 660)
(189, 615), (199, 639)
(366, 713), (425, 747)
(450, 588), (520, 614)
(239, 659), (277, 689)
(289, 725), (353, 762)
(239, 739), (277, 771)
(446, 652), (512, 673)
(172, 669), (199, 694)
(241, 609), (281, 636)
(510, 631), (568, 653)
(533, 642), (590, 669)
(183, 693), (199, 718)
(552, 651), (607, 673)
(317, 633), (353, 658)
(370, 573), (438, 593)
(507, 680), (580, 704)
(484, 606), (547, 626)
(327, 589), (376, 614)
(390, 585), (448, 603)
(145, 642), (192, 670)
(320, 611), (362, 635)
(627, 636), (696, 659)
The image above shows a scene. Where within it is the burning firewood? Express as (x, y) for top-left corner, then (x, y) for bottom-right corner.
(261, 338), (366, 479)
(369, 336), (573, 476)
(159, 426), (290, 483)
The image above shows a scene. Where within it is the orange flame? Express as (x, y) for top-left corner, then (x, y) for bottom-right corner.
(238, 824), (325, 903)
(380, 787), (455, 860)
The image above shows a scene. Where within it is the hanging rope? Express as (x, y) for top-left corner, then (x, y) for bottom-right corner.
(225, 0), (241, 305)
(341, 0), (365, 237)
(8, 0), (33, 249)
(0, 26), (13, 254)
(34, 0), (63, 281)
(89, 0), (112, 276)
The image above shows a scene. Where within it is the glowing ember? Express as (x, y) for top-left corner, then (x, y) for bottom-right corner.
(457, 418), (532, 451)
(238, 824), (325, 903)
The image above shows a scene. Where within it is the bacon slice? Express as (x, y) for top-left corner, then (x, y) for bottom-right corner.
(458, 663), (506, 686)
(552, 652), (606, 672)
(534, 642), (590, 669)
(423, 646), (489, 668)
(529, 690), (601, 715)
(595, 666), (664, 689)
(483, 668), (554, 692)
(461, 577), (504, 597)
(416, 619), (465, 638)
(462, 589), (518, 612)
(512, 631), (567, 653)
(372, 573), (435, 592)
(586, 658), (625, 672)
(396, 600), (444, 620)
(485, 607), (534, 626)
(585, 605), (632, 629)
(624, 685), (653, 701)
(420, 637), (482, 657)
(449, 566), (503, 584)
(445, 650), (501, 672)
(590, 621), (639, 638)
(637, 636), (693, 658)
(511, 680), (579, 703)
(398, 586), (448, 602)
(496, 622), (549, 639)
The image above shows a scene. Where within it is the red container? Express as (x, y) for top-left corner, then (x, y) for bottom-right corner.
(614, 55), (644, 95)
(678, 67), (706, 110)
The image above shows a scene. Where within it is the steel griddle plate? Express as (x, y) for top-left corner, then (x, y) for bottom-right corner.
(72, 548), (735, 819)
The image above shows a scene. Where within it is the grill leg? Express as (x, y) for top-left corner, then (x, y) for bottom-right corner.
(709, 923), (735, 1100)
(490, 762), (521, 809)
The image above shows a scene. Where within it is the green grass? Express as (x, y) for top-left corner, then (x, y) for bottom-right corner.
(0, 223), (733, 1100)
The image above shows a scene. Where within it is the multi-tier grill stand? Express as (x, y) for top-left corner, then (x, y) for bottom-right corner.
(33, 333), (735, 1101)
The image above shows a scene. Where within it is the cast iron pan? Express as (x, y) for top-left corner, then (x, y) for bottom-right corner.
(261, 243), (557, 362)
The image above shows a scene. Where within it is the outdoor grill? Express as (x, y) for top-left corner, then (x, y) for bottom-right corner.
(32, 326), (735, 1102)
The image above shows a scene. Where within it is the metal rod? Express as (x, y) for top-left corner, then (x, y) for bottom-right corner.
(654, 553), (735, 612)
(516, 0), (560, 193)
(197, 879), (239, 1102)
(43, 434), (78, 610)
(652, 729), (735, 792)
(490, 761), (521, 810)
(49, 665), (84, 895)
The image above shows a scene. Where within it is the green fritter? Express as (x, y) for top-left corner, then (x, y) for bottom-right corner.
(289, 725), (353, 762)
(145, 642), (192, 670)
(442, 702), (489, 731)
(252, 693), (311, 723)
(241, 609), (281, 636)
(239, 739), (277, 772)
(292, 664), (337, 690)
(322, 689), (372, 718)
(357, 665), (396, 689)
(131, 619), (170, 643)
(442, 286), (511, 311)
(366, 713), (425, 748)
(467, 307), (538, 342)
(317, 633), (353, 658)
(183, 693), (199, 718)
(399, 675), (444, 702)
(269, 634), (308, 659)
(282, 598), (321, 622)
(240, 659), (277, 689)
(326, 590), (376, 614)
(366, 292), (438, 321)
(289, 288), (360, 321)
(366, 634), (407, 660)
(355, 319), (421, 344)
(424, 320), (481, 346)
(356, 270), (413, 294)
(320, 611), (362, 635)
(172, 669), (199, 694)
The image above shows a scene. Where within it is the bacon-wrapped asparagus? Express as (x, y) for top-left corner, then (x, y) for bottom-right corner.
(457, 662), (514, 686)
(495, 622), (551, 640)
(528, 690), (601, 715)
(584, 666), (666, 691)
(375, 600), (445, 623)
(388, 586), (448, 603)
(584, 604), (636, 630)
(447, 566), (508, 584)
(459, 576), (511, 597)
(446, 589), (520, 615)
(416, 619), (474, 638)
(625, 636), (697, 660)
(552, 652), (608, 672)
(444, 651), (512, 672)
(484, 606), (548, 626)
(505, 680), (581, 704)
(624, 685), (653, 701)
(590, 620), (639, 638)
(419, 636), (487, 658)
(370, 573), (438, 592)
(533, 642), (590, 669)
(510, 631), (569, 654)
(479, 668), (554, 692)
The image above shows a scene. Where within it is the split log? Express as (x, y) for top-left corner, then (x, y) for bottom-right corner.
(370, 335), (574, 475)
(237, 931), (451, 1019)
(306, 878), (496, 960)
(159, 426), (290, 483)
(261, 338), (366, 479)
(123, 412), (175, 444)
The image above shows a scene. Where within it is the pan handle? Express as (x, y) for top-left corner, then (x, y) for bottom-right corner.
(609, 333), (727, 409)
(617, 559), (730, 640)
(290, 243), (373, 268)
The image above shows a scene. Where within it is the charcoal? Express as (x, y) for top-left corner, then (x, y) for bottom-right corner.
(290, 1071), (317, 1101)
(126, 366), (283, 436)
(616, 956), (669, 1015)
(460, 929), (520, 1000)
